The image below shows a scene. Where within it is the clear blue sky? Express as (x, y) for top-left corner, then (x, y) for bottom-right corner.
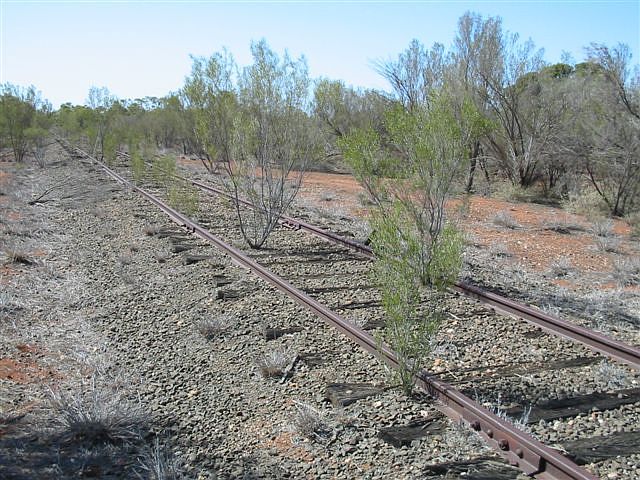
(1, 1), (638, 108)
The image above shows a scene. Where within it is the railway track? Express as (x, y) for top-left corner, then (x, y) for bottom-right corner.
(114, 149), (640, 369)
(58, 138), (640, 479)
(170, 164), (640, 371)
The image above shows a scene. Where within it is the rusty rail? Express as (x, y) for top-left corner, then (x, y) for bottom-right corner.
(60, 139), (600, 480)
(184, 176), (640, 371)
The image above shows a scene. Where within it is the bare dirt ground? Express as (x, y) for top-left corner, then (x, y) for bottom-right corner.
(295, 170), (639, 293)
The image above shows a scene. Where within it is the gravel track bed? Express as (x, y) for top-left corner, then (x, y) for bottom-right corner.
(10, 147), (518, 478)
(116, 157), (640, 478)
(3, 144), (632, 478)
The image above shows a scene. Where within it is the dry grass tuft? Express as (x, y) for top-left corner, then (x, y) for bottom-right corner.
(255, 348), (294, 378)
(613, 257), (640, 286)
(196, 315), (229, 340)
(290, 400), (332, 443)
(492, 211), (520, 230)
(595, 236), (620, 253)
(48, 376), (149, 445)
(595, 360), (632, 390)
(3, 247), (35, 265)
(591, 218), (614, 237)
(135, 437), (184, 480)
(548, 257), (572, 277)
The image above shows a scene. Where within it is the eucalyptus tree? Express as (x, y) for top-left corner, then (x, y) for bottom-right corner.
(566, 44), (640, 216)
(451, 12), (499, 191)
(229, 40), (320, 248)
(469, 18), (551, 188)
(182, 49), (238, 172)
(338, 93), (483, 393)
(0, 83), (46, 163)
(85, 86), (116, 160)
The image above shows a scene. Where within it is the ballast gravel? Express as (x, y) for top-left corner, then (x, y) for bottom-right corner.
(1, 147), (639, 479)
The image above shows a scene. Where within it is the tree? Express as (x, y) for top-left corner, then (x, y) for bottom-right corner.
(470, 18), (549, 188)
(26, 100), (53, 168)
(0, 84), (44, 162)
(313, 79), (390, 165)
(228, 40), (320, 248)
(451, 12), (499, 192)
(565, 44), (640, 216)
(374, 39), (448, 113)
(182, 49), (238, 172)
(313, 79), (388, 138)
(339, 93), (477, 393)
(85, 86), (116, 160)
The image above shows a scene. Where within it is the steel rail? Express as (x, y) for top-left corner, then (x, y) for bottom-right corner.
(113, 151), (640, 369)
(182, 175), (640, 371)
(63, 139), (598, 480)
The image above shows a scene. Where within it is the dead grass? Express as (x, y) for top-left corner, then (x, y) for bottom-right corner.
(47, 375), (149, 445)
(491, 211), (520, 229)
(3, 247), (35, 265)
(196, 315), (229, 340)
(255, 348), (294, 378)
(135, 437), (185, 480)
(594, 235), (621, 253)
(613, 257), (640, 287)
(290, 400), (332, 443)
(591, 218), (614, 237)
(548, 257), (572, 278)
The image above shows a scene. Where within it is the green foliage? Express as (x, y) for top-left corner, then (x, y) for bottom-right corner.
(541, 63), (574, 79)
(127, 137), (146, 183)
(0, 83), (49, 163)
(337, 128), (390, 203)
(102, 133), (118, 165)
(313, 79), (388, 140)
(427, 224), (465, 289)
(130, 150), (146, 183)
(341, 93), (475, 285)
(194, 39), (319, 249)
(341, 93), (472, 395)
(151, 155), (176, 187)
(183, 49), (238, 170)
(167, 180), (199, 216)
(370, 207), (441, 395)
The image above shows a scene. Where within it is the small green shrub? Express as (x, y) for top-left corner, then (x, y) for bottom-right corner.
(167, 182), (199, 216)
(102, 134), (118, 165)
(563, 190), (610, 219)
(152, 155), (176, 187)
(130, 151), (146, 183)
(370, 208), (453, 395)
(627, 212), (640, 239)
